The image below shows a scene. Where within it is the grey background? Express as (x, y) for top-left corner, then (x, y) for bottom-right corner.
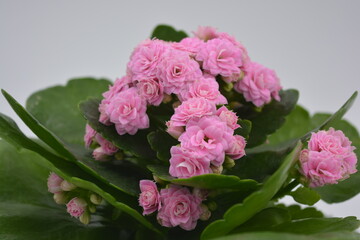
(1, 1), (359, 220)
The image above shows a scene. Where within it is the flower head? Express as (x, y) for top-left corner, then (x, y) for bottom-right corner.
(139, 180), (161, 215)
(47, 172), (63, 194)
(67, 197), (87, 218)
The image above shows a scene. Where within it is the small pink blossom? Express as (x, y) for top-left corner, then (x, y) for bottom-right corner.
(172, 37), (204, 57)
(67, 197), (87, 218)
(234, 62), (282, 107)
(300, 150), (343, 187)
(299, 128), (358, 187)
(47, 172), (63, 194)
(179, 116), (233, 166)
(106, 87), (149, 135)
(196, 38), (243, 78)
(170, 97), (216, 127)
(84, 124), (97, 148)
(139, 180), (161, 215)
(156, 50), (202, 94)
(169, 146), (212, 178)
(92, 147), (109, 161)
(136, 77), (164, 106)
(217, 32), (250, 64)
(216, 106), (240, 130)
(157, 185), (202, 231)
(193, 26), (218, 41)
(127, 39), (170, 80)
(226, 135), (246, 160)
(99, 76), (131, 125)
(95, 134), (118, 155)
(166, 121), (185, 139)
(178, 76), (227, 105)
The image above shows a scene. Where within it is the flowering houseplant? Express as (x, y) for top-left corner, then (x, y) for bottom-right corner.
(0, 24), (359, 240)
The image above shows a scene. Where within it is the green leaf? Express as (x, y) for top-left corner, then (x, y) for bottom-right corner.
(267, 105), (312, 146)
(0, 114), (161, 234)
(290, 187), (321, 206)
(151, 25), (188, 42)
(276, 204), (324, 220)
(301, 91), (358, 141)
(240, 89), (299, 147)
(212, 231), (360, 240)
(25, 77), (112, 145)
(234, 119), (252, 140)
(2, 90), (144, 198)
(200, 141), (303, 239)
(271, 216), (359, 234)
(231, 207), (291, 233)
(80, 98), (156, 159)
(148, 165), (259, 191)
(147, 130), (178, 162)
(0, 140), (120, 240)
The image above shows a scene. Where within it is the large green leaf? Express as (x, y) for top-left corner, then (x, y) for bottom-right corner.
(200, 141), (303, 239)
(151, 25), (188, 42)
(25, 77), (111, 145)
(147, 165), (259, 191)
(236, 89), (299, 147)
(2, 90), (143, 198)
(0, 114), (161, 234)
(79, 98), (156, 159)
(212, 231), (360, 240)
(0, 140), (120, 240)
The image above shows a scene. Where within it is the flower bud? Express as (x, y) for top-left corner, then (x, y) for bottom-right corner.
(47, 172), (63, 193)
(90, 194), (102, 205)
(88, 204), (96, 213)
(223, 156), (236, 169)
(200, 204), (211, 221)
(79, 211), (91, 225)
(162, 94), (172, 104)
(67, 197), (87, 218)
(192, 188), (209, 200)
(172, 101), (181, 109)
(60, 180), (76, 191)
(210, 165), (223, 174)
(115, 151), (124, 161)
(207, 201), (217, 211)
(153, 175), (165, 185)
(53, 192), (67, 204)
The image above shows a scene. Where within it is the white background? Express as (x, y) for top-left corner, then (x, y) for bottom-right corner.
(1, 1), (359, 220)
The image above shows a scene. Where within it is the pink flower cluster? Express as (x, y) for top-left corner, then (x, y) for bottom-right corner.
(167, 101), (246, 178)
(138, 180), (207, 230)
(96, 26), (282, 138)
(299, 128), (358, 187)
(84, 124), (118, 161)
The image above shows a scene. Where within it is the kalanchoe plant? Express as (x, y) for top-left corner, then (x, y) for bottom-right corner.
(0, 24), (359, 240)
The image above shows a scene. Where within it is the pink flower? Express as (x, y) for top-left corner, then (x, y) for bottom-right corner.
(95, 134), (118, 155)
(92, 147), (109, 161)
(217, 32), (250, 64)
(157, 185), (202, 231)
(193, 26), (218, 41)
(47, 172), (63, 194)
(106, 87), (149, 135)
(179, 116), (233, 166)
(299, 128), (358, 187)
(178, 76), (227, 105)
(67, 197), (87, 218)
(300, 150), (343, 187)
(226, 135), (246, 160)
(127, 39), (169, 80)
(216, 106), (240, 130)
(84, 124), (97, 148)
(156, 50), (202, 94)
(169, 146), (212, 178)
(139, 180), (161, 215)
(196, 38), (243, 78)
(234, 62), (282, 107)
(172, 37), (204, 57)
(136, 77), (164, 106)
(170, 97), (216, 127)
(166, 121), (185, 139)
(308, 128), (355, 155)
(99, 76), (131, 125)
